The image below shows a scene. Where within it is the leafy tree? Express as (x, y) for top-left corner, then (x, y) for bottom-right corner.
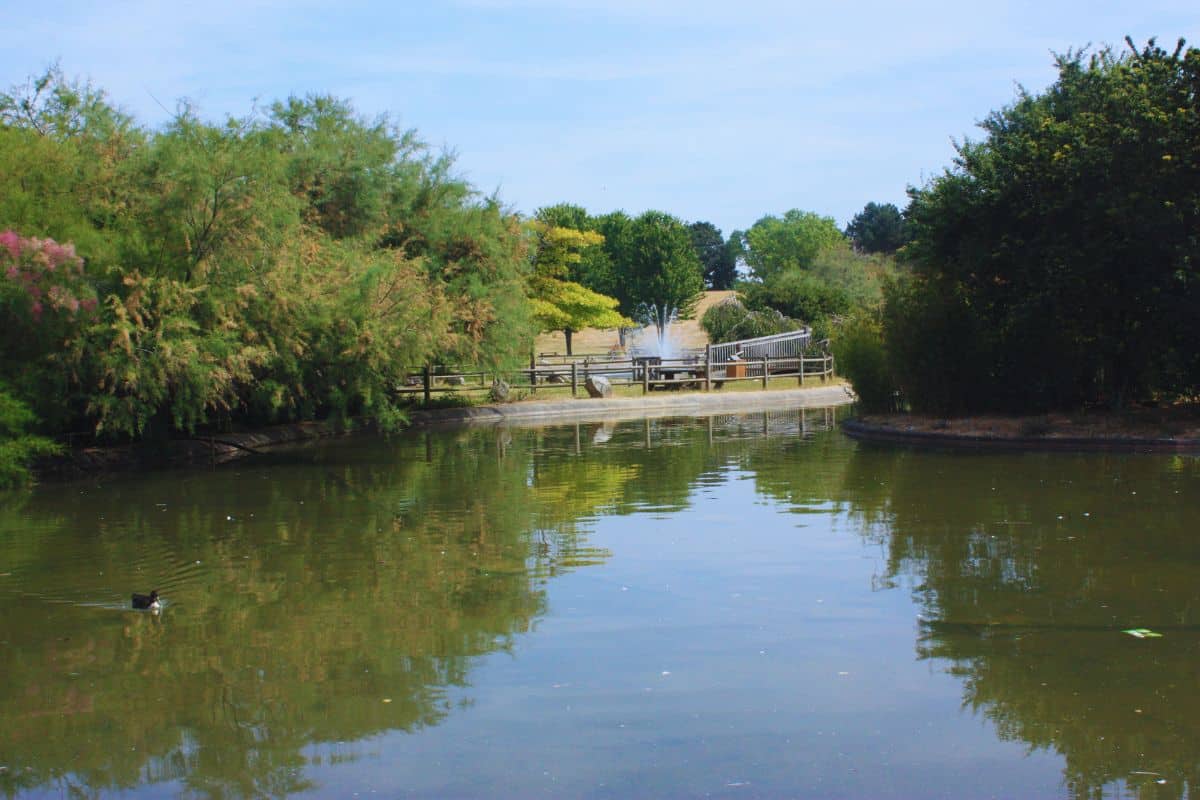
(845, 201), (908, 254)
(687, 221), (736, 289)
(742, 209), (844, 282)
(896, 37), (1200, 412)
(606, 210), (705, 331)
(740, 241), (895, 346)
(0, 66), (144, 270)
(744, 269), (851, 323)
(0, 67), (536, 441)
(0, 381), (59, 488)
(268, 94), (404, 239)
(533, 203), (614, 294)
(526, 221), (631, 354)
(830, 315), (895, 411)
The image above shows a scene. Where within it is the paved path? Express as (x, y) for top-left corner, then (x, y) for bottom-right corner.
(408, 384), (855, 427)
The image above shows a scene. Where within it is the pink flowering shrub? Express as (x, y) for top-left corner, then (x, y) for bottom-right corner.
(0, 230), (97, 324)
(0, 231), (99, 434)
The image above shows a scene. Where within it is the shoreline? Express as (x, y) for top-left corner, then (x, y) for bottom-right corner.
(842, 411), (1200, 452)
(39, 385), (856, 479)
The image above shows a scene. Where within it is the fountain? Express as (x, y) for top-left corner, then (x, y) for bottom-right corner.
(631, 302), (681, 359)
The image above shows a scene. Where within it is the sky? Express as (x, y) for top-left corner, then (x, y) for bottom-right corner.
(4, 1), (1197, 235)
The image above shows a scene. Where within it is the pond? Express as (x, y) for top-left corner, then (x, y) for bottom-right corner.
(2, 407), (1199, 799)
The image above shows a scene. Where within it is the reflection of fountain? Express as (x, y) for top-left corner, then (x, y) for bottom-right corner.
(632, 302), (680, 359)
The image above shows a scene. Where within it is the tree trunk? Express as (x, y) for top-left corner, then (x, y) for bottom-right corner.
(564, 328), (574, 356)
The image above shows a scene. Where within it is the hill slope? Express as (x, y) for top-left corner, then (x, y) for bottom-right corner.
(534, 291), (736, 356)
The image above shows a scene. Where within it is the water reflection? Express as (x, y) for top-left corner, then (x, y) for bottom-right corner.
(5, 410), (1198, 798)
(0, 408), (836, 798)
(844, 445), (1200, 798)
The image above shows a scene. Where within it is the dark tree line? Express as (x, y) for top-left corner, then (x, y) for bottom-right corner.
(873, 37), (1200, 413)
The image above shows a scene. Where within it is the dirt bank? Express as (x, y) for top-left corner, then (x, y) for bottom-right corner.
(843, 409), (1200, 451)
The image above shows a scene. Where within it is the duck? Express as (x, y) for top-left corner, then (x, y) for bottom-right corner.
(131, 590), (161, 611)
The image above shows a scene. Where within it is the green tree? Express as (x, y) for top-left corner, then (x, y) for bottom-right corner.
(533, 203), (614, 294)
(0, 382), (59, 488)
(687, 221), (736, 289)
(742, 209), (844, 282)
(740, 242), (895, 344)
(527, 221), (631, 354)
(845, 202), (908, 254)
(268, 94), (404, 239)
(0, 65), (144, 271)
(897, 37), (1200, 412)
(607, 210), (705, 332)
(0, 67), (534, 440)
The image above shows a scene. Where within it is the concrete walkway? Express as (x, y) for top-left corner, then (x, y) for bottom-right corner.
(408, 384), (856, 427)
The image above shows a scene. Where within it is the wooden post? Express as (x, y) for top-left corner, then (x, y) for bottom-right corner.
(643, 362), (650, 394)
(704, 344), (712, 392)
(422, 365), (431, 404)
(761, 357), (769, 389)
(799, 356), (805, 386)
(529, 353), (537, 394)
(571, 362), (578, 397)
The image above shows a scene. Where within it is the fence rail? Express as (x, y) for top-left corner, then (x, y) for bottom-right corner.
(399, 346), (834, 402)
(708, 328), (811, 366)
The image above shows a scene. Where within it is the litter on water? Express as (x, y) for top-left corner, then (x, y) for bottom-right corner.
(1122, 628), (1163, 639)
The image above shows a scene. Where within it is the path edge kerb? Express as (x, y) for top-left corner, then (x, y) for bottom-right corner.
(408, 385), (854, 427)
(40, 386), (855, 479)
(841, 418), (1200, 452)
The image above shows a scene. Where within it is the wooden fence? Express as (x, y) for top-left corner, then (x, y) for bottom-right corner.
(399, 345), (835, 402)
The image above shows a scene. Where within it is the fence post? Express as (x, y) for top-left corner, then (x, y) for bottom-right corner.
(704, 344), (712, 392)
(529, 353), (537, 394)
(761, 357), (769, 389)
(422, 365), (431, 404)
(571, 362), (578, 397)
(799, 355), (805, 386)
(643, 362), (650, 394)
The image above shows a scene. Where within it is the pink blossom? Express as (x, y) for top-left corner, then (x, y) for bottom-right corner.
(68, 297), (80, 313)
(4, 266), (16, 280)
(81, 297), (97, 312)
(30, 300), (43, 320)
(0, 230), (19, 259)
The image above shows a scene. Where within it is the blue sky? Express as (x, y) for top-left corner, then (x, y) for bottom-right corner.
(5, 1), (1197, 235)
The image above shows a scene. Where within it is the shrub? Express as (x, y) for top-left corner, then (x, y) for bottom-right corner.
(700, 296), (800, 343)
(832, 316), (896, 412)
(0, 383), (60, 488)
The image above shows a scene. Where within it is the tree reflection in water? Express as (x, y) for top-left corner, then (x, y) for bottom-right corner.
(16, 411), (1192, 798)
(0, 409), (834, 798)
(841, 446), (1200, 799)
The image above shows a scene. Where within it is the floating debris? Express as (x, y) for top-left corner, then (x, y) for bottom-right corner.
(1123, 628), (1163, 639)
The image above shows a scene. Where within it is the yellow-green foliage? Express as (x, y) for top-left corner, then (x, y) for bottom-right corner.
(0, 69), (535, 439)
(527, 221), (632, 337)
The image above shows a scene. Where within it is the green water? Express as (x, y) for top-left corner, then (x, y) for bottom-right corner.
(2, 408), (1199, 799)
